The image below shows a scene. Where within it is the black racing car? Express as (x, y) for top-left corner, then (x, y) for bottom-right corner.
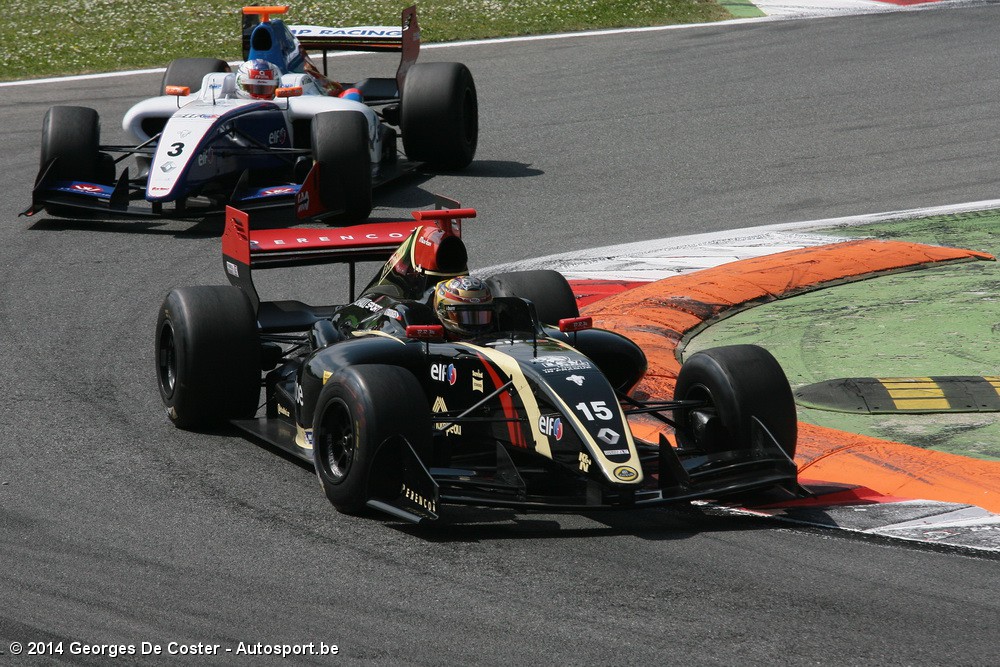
(155, 203), (800, 522)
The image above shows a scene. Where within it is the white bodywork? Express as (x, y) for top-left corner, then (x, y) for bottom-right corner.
(122, 72), (382, 200)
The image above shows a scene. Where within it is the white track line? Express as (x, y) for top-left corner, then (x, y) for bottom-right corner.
(484, 198), (1000, 281)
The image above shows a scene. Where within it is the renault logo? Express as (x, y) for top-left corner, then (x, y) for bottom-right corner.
(597, 428), (620, 445)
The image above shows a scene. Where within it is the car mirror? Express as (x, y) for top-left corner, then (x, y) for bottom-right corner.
(559, 316), (592, 333)
(276, 86), (303, 98)
(406, 324), (445, 341)
(165, 85), (190, 97)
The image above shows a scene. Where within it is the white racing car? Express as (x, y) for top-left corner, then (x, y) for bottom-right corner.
(23, 4), (478, 222)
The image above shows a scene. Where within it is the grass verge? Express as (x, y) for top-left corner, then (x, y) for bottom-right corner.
(4, 0), (731, 81)
(686, 211), (1000, 460)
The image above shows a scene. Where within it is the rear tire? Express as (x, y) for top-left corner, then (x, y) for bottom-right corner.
(487, 270), (579, 325)
(161, 58), (230, 94)
(311, 111), (373, 222)
(155, 286), (261, 430)
(40, 106), (104, 182)
(313, 365), (431, 514)
(401, 62), (478, 170)
(674, 345), (797, 458)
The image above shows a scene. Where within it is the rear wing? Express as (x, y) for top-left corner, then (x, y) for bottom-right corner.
(242, 5), (420, 93)
(222, 202), (476, 310)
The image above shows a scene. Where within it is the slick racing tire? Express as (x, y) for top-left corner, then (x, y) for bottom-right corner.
(40, 106), (109, 183)
(674, 345), (797, 459)
(161, 58), (230, 95)
(156, 286), (261, 430)
(311, 110), (373, 222)
(487, 270), (580, 325)
(313, 365), (431, 515)
(400, 62), (478, 170)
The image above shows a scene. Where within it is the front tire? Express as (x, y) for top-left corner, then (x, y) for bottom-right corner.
(311, 111), (373, 222)
(674, 345), (797, 458)
(155, 286), (261, 430)
(401, 62), (478, 170)
(313, 365), (431, 514)
(40, 106), (105, 182)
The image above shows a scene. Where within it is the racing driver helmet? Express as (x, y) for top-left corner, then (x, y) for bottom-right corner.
(236, 59), (281, 99)
(434, 276), (494, 337)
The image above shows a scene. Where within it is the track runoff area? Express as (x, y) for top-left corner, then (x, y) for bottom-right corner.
(487, 201), (1000, 554)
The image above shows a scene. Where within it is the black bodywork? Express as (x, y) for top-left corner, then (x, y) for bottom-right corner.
(156, 205), (801, 523)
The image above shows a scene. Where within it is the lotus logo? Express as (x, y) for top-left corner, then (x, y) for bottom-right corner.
(613, 466), (638, 481)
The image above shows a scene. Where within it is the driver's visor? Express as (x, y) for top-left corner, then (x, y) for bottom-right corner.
(442, 304), (493, 326)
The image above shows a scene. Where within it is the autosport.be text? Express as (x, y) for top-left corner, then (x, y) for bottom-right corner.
(23, 641), (339, 657)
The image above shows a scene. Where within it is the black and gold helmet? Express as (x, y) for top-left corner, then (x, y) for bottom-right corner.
(433, 276), (494, 337)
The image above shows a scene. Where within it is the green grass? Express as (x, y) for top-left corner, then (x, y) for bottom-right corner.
(3, 0), (731, 81)
(686, 212), (1000, 460)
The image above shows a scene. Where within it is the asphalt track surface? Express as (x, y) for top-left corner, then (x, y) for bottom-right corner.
(2, 5), (1000, 665)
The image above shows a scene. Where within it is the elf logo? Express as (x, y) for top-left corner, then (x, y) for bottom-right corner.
(431, 363), (457, 385)
(538, 415), (563, 441)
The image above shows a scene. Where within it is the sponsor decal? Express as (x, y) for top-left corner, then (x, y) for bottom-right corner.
(432, 396), (460, 436)
(335, 232), (407, 241)
(160, 161), (176, 173)
(385, 308), (400, 321)
(528, 355), (592, 374)
(401, 483), (436, 514)
(604, 449), (630, 456)
(197, 151), (213, 167)
(578, 452), (592, 473)
(268, 127), (288, 145)
(353, 297), (383, 313)
(431, 363), (457, 385)
(613, 465), (638, 481)
(150, 186), (169, 192)
(176, 113), (221, 119)
(538, 415), (564, 441)
(472, 369), (484, 393)
(225, 260), (239, 277)
(597, 428), (620, 446)
(178, 130), (191, 138)
(304, 429), (314, 446)
(296, 190), (310, 213)
(565, 374), (585, 386)
(322, 370), (333, 385)
(71, 183), (102, 193)
(277, 404), (290, 417)
(295, 384), (304, 405)
(291, 27), (402, 37)
(261, 187), (295, 196)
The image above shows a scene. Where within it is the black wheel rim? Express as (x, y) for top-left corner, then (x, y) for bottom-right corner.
(319, 399), (354, 483)
(678, 384), (721, 450)
(157, 321), (177, 398)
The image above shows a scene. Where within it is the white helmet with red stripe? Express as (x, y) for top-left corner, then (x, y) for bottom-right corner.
(235, 58), (281, 99)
